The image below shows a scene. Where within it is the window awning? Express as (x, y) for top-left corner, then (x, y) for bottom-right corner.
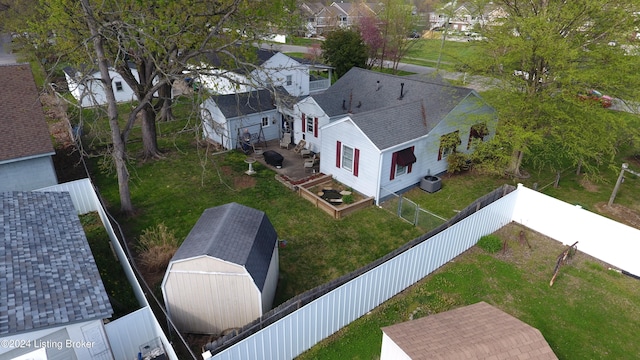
(396, 148), (416, 166)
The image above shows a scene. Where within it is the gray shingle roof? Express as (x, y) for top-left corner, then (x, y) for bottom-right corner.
(171, 203), (278, 291)
(211, 87), (287, 119)
(348, 100), (436, 150)
(381, 302), (558, 359)
(314, 67), (472, 119)
(0, 64), (55, 162)
(317, 67), (477, 149)
(0, 191), (113, 336)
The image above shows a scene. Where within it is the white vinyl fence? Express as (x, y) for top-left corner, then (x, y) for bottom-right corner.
(37, 179), (179, 360)
(208, 186), (519, 359)
(207, 183), (640, 360)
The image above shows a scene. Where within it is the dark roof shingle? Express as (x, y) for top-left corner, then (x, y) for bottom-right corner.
(0, 191), (113, 335)
(171, 203), (278, 291)
(211, 88), (284, 119)
(0, 64), (54, 162)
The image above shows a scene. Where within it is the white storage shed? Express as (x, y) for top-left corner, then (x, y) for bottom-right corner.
(162, 203), (279, 335)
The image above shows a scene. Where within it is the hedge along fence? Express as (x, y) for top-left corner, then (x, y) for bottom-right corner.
(297, 174), (374, 219)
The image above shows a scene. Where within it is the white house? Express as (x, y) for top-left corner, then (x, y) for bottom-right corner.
(292, 68), (496, 203)
(197, 48), (332, 97)
(0, 64), (58, 191)
(201, 88), (289, 151)
(63, 64), (139, 107)
(162, 203), (279, 335)
(0, 191), (114, 360)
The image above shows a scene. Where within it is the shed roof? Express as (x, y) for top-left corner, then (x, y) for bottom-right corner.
(0, 64), (55, 163)
(210, 87), (286, 119)
(313, 67), (472, 119)
(381, 302), (558, 359)
(171, 203), (278, 291)
(0, 191), (113, 336)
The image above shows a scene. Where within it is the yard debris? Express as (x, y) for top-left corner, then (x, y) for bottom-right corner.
(519, 230), (532, 249)
(550, 241), (578, 286)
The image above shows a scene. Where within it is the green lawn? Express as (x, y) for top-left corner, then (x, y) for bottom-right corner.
(297, 223), (640, 359)
(85, 109), (423, 303)
(402, 38), (485, 71)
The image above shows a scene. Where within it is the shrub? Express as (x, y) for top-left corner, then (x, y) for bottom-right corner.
(447, 152), (471, 173)
(342, 194), (354, 204)
(137, 223), (180, 272)
(476, 234), (502, 253)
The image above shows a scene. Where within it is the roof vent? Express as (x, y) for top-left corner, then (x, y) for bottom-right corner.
(399, 83), (405, 100)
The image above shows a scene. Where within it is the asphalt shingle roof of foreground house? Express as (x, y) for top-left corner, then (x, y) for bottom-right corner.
(382, 301), (558, 359)
(0, 191), (113, 335)
(0, 63), (55, 163)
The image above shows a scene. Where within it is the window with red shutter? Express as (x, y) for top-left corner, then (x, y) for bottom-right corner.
(353, 148), (360, 177)
(336, 141), (341, 167)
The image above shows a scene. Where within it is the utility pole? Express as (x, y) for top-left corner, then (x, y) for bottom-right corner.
(608, 163), (640, 206)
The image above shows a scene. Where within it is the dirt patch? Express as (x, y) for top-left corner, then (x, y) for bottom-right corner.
(578, 177), (599, 192)
(594, 202), (640, 229)
(234, 174), (257, 189)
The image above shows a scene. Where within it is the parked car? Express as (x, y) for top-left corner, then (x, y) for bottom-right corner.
(579, 89), (612, 108)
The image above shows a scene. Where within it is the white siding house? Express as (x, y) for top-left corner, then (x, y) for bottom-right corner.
(201, 88), (285, 151)
(300, 68), (497, 203)
(64, 65), (138, 107)
(162, 203), (279, 335)
(198, 48), (332, 97)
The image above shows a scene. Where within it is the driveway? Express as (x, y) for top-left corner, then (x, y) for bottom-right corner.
(0, 33), (17, 65)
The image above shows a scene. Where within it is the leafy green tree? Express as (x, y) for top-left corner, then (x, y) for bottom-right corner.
(11, 0), (292, 215)
(468, 0), (640, 178)
(378, 0), (418, 72)
(322, 28), (368, 78)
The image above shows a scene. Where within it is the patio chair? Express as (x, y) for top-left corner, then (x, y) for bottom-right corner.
(304, 154), (319, 172)
(280, 132), (291, 149)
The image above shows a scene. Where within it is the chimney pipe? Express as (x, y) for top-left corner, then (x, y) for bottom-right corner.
(399, 83), (405, 99)
(376, 80), (380, 91)
(342, 99), (346, 110)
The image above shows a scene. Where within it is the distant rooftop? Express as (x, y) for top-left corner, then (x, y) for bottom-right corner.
(0, 64), (54, 163)
(382, 301), (558, 359)
(0, 191), (113, 335)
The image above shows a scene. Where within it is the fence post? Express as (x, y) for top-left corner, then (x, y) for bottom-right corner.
(608, 163), (628, 206)
(397, 196), (403, 217)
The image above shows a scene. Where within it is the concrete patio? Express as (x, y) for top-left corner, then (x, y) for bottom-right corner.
(245, 139), (321, 182)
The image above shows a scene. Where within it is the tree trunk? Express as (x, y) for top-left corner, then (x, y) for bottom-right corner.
(81, 0), (134, 216)
(157, 82), (174, 122)
(141, 104), (161, 159)
(507, 149), (524, 176)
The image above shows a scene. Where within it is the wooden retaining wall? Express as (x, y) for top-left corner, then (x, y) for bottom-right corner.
(298, 175), (374, 219)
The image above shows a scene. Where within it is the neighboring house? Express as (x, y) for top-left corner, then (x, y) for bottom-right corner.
(299, 2), (330, 36)
(429, 1), (505, 31)
(380, 301), (558, 359)
(0, 191), (114, 360)
(162, 203), (279, 335)
(197, 48), (332, 97)
(63, 64), (138, 107)
(329, 1), (377, 28)
(0, 63), (58, 192)
(292, 67), (496, 203)
(201, 88), (288, 151)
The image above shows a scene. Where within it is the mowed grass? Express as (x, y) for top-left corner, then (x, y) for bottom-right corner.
(297, 223), (640, 359)
(86, 109), (423, 303)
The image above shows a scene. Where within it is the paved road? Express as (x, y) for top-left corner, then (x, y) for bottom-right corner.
(0, 33), (17, 64)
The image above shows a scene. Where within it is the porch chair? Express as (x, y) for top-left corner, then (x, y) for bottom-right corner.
(304, 154), (319, 173)
(280, 132), (291, 149)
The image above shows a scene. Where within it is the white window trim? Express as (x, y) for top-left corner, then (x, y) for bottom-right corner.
(342, 144), (353, 172)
